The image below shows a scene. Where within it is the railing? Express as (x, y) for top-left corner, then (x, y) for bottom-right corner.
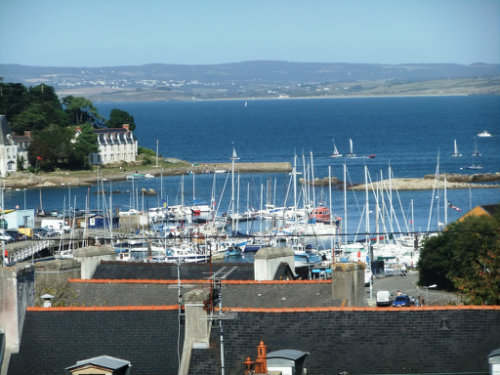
(6, 240), (55, 263)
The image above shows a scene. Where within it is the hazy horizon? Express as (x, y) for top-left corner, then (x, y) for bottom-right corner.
(1, 0), (499, 68)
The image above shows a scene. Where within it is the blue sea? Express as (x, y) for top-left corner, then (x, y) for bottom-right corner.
(5, 96), (500, 235)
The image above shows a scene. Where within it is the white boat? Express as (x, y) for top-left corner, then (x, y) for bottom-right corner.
(477, 130), (492, 137)
(472, 138), (481, 157)
(451, 139), (462, 157)
(330, 139), (342, 158)
(464, 164), (483, 170)
(345, 138), (356, 157)
(166, 242), (209, 263)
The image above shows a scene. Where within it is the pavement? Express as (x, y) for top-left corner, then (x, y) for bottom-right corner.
(365, 270), (462, 306)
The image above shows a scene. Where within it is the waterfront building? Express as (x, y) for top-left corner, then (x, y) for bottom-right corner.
(75, 124), (138, 166)
(0, 115), (31, 177)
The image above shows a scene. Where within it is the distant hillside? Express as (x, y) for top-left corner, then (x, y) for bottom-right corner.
(1, 61), (499, 102)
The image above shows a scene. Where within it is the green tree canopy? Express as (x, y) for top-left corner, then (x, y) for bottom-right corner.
(107, 108), (136, 131)
(418, 210), (500, 305)
(0, 82), (29, 120)
(62, 95), (104, 127)
(28, 126), (75, 171)
(71, 123), (98, 169)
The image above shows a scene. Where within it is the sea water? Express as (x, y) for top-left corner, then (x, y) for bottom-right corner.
(5, 96), (500, 235)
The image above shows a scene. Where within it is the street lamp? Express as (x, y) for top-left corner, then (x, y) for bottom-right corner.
(424, 284), (437, 305)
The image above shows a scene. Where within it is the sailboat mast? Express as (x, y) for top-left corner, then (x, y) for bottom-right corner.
(310, 151), (316, 207)
(343, 163), (347, 244)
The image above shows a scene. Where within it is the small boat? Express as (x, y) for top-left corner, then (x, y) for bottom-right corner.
(309, 205), (331, 222)
(144, 173), (154, 178)
(472, 138), (481, 157)
(477, 130), (492, 137)
(451, 139), (462, 157)
(225, 247), (242, 257)
(330, 139), (342, 158)
(464, 164), (483, 170)
(126, 173), (145, 180)
(345, 138), (356, 157)
(366, 154), (376, 159)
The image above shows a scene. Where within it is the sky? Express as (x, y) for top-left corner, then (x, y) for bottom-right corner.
(0, 0), (499, 67)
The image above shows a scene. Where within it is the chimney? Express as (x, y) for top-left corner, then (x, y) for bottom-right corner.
(23, 130), (32, 138)
(331, 262), (366, 306)
(122, 124), (130, 131)
(0, 264), (35, 354)
(75, 126), (82, 133)
(41, 294), (54, 308)
(254, 341), (268, 374)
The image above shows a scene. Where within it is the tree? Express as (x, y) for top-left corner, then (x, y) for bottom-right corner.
(107, 108), (136, 131)
(70, 123), (98, 169)
(28, 126), (74, 171)
(62, 95), (104, 127)
(418, 211), (500, 304)
(0, 82), (29, 120)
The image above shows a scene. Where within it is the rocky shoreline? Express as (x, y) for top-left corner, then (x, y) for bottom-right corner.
(2, 162), (293, 190)
(3, 164), (499, 191)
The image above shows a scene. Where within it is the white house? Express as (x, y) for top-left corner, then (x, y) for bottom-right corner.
(0, 115), (31, 177)
(75, 124), (138, 165)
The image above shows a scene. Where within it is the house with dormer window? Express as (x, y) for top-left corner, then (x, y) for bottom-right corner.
(75, 124), (138, 165)
(0, 115), (31, 177)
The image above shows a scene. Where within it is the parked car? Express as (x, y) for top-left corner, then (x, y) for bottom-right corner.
(392, 294), (413, 307)
(0, 231), (13, 243)
(376, 290), (393, 307)
(4, 230), (28, 242)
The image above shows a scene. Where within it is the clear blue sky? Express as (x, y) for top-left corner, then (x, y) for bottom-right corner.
(0, 0), (498, 67)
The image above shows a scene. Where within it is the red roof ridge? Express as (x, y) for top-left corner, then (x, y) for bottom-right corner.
(68, 278), (330, 284)
(27, 305), (179, 312)
(221, 305), (500, 313)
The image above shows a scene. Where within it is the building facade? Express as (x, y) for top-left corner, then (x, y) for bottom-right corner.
(0, 115), (31, 177)
(91, 124), (138, 165)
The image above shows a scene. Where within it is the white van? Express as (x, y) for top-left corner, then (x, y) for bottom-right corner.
(376, 290), (393, 307)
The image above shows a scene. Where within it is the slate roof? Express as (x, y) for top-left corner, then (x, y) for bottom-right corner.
(93, 261), (255, 280)
(8, 308), (182, 375)
(189, 307), (500, 375)
(66, 280), (335, 308)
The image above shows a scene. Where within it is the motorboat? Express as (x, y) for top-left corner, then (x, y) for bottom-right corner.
(477, 130), (492, 137)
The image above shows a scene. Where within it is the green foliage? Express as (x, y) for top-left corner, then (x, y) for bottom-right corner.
(418, 211), (500, 304)
(138, 146), (156, 156)
(35, 281), (78, 307)
(0, 81), (135, 171)
(0, 82), (29, 120)
(107, 108), (136, 131)
(71, 123), (98, 169)
(16, 155), (26, 171)
(62, 95), (104, 127)
(28, 125), (75, 171)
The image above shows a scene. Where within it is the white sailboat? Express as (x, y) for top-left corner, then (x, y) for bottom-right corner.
(472, 137), (481, 157)
(451, 139), (462, 157)
(330, 139), (342, 158)
(345, 138), (356, 157)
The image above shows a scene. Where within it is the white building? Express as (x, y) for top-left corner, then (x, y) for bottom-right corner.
(76, 124), (138, 165)
(0, 115), (31, 177)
